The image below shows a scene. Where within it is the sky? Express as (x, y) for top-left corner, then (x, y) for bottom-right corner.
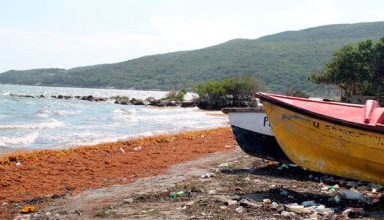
(0, 0), (384, 72)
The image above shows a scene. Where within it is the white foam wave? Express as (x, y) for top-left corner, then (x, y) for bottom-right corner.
(54, 110), (81, 116)
(0, 132), (39, 147)
(0, 119), (65, 130)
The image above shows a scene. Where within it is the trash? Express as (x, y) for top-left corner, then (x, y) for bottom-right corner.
(314, 205), (334, 215)
(170, 191), (185, 198)
(219, 205), (227, 210)
(123, 198), (134, 203)
(342, 208), (365, 218)
(133, 146), (142, 151)
(15, 161), (22, 166)
(262, 198), (271, 204)
(309, 213), (319, 220)
(301, 200), (317, 207)
(286, 204), (312, 214)
(176, 205), (187, 210)
(338, 189), (366, 202)
(271, 202), (278, 209)
(218, 163), (229, 168)
(332, 195), (341, 203)
(321, 184), (339, 192)
(281, 211), (296, 218)
(266, 161), (277, 167)
(208, 189), (216, 195)
(277, 163), (289, 170)
(235, 206), (246, 213)
(279, 189), (289, 196)
(186, 201), (194, 206)
(200, 172), (215, 178)
(243, 177), (251, 181)
(240, 199), (262, 208)
(225, 199), (238, 207)
(119, 147), (125, 154)
(20, 205), (37, 214)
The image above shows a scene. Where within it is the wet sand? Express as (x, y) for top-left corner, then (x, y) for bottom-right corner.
(0, 127), (235, 219)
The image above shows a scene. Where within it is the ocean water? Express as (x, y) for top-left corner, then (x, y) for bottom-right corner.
(0, 84), (228, 152)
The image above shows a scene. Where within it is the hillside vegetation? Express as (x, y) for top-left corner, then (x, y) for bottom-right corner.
(1, 22), (384, 95)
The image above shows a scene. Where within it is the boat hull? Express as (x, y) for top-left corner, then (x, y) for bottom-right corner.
(226, 109), (291, 162)
(231, 125), (291, 162)
(262, 101), (384, 184)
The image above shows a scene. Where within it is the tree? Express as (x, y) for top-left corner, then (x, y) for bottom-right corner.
(193, 76), (261, 109)
(311, 38), (384, 101)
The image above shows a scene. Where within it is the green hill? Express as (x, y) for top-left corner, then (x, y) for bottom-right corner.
(1, 21), (384, 95)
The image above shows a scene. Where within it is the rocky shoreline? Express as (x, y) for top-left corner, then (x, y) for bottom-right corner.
(8, 93), (197, 107)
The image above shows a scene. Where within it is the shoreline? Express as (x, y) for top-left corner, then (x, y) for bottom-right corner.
(0, 127), (235, 218)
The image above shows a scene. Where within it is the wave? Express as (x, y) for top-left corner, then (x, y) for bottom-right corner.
(0, 132), (39, 147)
(0, 119), (65, 130)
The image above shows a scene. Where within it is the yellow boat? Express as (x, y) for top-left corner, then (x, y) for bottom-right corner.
(257, 92), (384, 184)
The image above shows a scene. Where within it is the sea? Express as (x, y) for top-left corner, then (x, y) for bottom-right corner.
(0, 84), (228, 153)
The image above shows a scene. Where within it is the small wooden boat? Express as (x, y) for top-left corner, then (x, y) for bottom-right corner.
(223, 107), (291, 162)
(256, 92), (384, 184)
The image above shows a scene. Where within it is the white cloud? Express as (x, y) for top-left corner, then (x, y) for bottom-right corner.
(0, 16), (242, 72)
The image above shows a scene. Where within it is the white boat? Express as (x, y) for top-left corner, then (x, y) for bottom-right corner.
(223, 108), (291, 162)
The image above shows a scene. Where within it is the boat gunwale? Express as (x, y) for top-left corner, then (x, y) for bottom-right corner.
(222, 107), (264, 114)
(256, 92), (384, 134)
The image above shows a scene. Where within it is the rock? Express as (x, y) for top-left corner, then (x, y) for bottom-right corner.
(133, 146), (142, 151)
(130, 98), (145, 105)
(82, 95), (94, 101)
(338, 189), (366, 202)
(165, 100), (178, 106)
(16, 161), (22, 166)
(181, 101), (196, 107)
(286, 204), (312, 214)
(243, 177), (251, 181)
(219, 205), (227, 210)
